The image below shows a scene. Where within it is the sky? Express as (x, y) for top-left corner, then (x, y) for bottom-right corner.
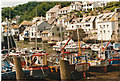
(1, 0), (34, 7)
(1, 0), (119, 7)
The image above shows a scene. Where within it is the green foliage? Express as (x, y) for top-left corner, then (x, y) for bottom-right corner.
(76, 11), (83, 17)
(2, 2), (71, 23)
(103, 2), (119, 11)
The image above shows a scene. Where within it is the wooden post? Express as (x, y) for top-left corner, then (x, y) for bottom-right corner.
(60, 60), (71, 80)
(45, 55), (47, 65)
(13, 56), (24, 81)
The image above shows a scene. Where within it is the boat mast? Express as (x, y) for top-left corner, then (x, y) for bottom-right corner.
(7, 8), (11, 53)
(60, 21), (62, 48)
(101, 20), (103, 54)
(35, 8), (38, 50)
(77, 28), (81, 55)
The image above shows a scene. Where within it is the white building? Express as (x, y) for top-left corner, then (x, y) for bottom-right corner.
(29, 25), (41, 41)
(57, 15), (67, 27)
(46, 5), (61, 21)
(32, 16), (45, 23)
(58, 7), (70, 17)
(97, 1), (107, 7)
(96, 12), (115, 29)
(82, 1), (107, 11)
(97, 12), (116, 41)
(2, 21), (7, 26)
(67, 16), (96, 32)
(70, 2), (82, 12)
(64, 17), (74, 29)
(82, 1), (98, 11)
(11, 25), (19, 36)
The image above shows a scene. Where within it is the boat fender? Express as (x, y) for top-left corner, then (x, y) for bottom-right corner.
(55, 68), (57, 72)
(50, 66), (53, 72)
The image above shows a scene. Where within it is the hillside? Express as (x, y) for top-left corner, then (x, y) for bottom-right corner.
(2, 1), (119, 23)
(2, 2), (71, 23)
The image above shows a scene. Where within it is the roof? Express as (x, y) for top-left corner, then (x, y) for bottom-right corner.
(42, 31), (49, 34)
(97, 12), (115, 23)
(47, 19), (55, 24)
(75, 2), (82, 5)
(82, 1), (94, 4)
(47, 5), (60, 13)
(64, 18), (73, 22)
(12, 25), (19, 29)
(81, 16), (96, 23)
(20, 21), (32, 25)
(71, 2), (82, 5)
(71, 18), (82, 23)
(60, 7), (70, 11)
(59, 16), (67, 20)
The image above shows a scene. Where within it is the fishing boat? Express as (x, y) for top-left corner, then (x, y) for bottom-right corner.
(88, 42), (120, 72)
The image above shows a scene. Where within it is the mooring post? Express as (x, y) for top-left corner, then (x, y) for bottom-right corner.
(60, 59), (71, 81)
(13, 56), (24, 81)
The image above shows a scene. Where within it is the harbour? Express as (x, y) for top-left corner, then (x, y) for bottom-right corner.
(1, 1), (120, 81)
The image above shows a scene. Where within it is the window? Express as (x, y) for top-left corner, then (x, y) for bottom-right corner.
(57, 28), (59, 31)
(80, 25), (81, 27)
(119, 24), (120, 27)
(118, 18), (120, 21)
(61, 28), (63, 31)
(86, 24), (90, 27)
(107, 25), (109, 28)
(72, 5), (73, 8)
(52, 33), (54, 36)
(89, 4), (92, 6)
(103, 25), (105, 28)
(77, 25), (79, 28)
(104, 30), (105, 33)
(117, 30), (119, 33)
(32, 33), (33, 36)
(112, 31), (115, 35)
